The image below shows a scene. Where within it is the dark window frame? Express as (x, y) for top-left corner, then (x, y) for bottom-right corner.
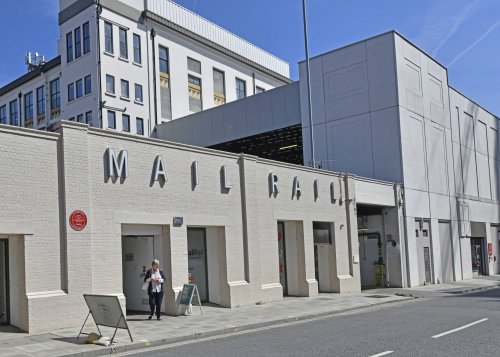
(83, 22), (90, 54)
(107, 110), (116, 129)
(74, 27), (82, 59)
(104, 22), (113, 54)
(66, 32), (73, 63)
(133, 33), (141, 64)
(119, 27), (128, 59)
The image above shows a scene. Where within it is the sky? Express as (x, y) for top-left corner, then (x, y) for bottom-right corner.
(0, 0), (499, 115)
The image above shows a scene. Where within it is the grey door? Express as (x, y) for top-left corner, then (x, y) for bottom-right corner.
(439, 221), (454, 283)
(415, 220), (433, 285)
(187, 228), (208, 302)
(122, 236), (155, 312)
(0, 240), (8, 325)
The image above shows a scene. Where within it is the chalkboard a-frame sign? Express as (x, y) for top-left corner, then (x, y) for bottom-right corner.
(176, 283), (203, 316)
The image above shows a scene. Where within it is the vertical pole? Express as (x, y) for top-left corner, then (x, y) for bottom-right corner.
(302, 0), (316, 168)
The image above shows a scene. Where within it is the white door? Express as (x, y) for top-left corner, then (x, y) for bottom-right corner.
(122, 236), (155, 312)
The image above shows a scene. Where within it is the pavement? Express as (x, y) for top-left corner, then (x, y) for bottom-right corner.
(130, 285), (500, 357)
(0, 277), (499, 357)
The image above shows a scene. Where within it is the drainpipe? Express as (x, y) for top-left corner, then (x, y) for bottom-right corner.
(150, 28), (158, 137)
(145, 20), (153, 137)
(96, 1), (103, 128)
(252, 73), (256, 95)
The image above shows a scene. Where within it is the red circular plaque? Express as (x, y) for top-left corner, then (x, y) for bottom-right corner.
(69, 210), (87, 231)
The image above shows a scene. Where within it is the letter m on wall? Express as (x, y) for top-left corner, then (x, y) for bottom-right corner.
(106, 148), (129, 179)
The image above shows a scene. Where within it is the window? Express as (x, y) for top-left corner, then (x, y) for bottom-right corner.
(85, 111), (92, 125)
(0, 105), (6, 124)
(136, 117), (144, 135)
(236, 78), (246, 99)
(119, 28), (127, 59)
(104, 22), (113, 54)
(256, 86), (265, 94)
(133, 34), (141, 64)
(188, 75), (202, 112)
(24, 92), (33, 125)
(121, 79), (129, 99)
(159, 46), (169, 74)
(76, 79), (83, 98)
(50, 78), (60, 118)
(9, 100), (18, 126)
(66, 32), (73, 63)
(83, 22), (90, 54)
(187, 57), (201, 74)
(36, 86), (45, 116)
(213, 69), (225, 105)
(107, 110), (116, 129)
(122, 114), (130, 132)
(77, 113), (84, 123)
(68, 83), (75, 102)
(134, 84), (143, 102)
(106, 75), (115, 94)
(159, 46), (172, 120)
(84, 75), (91, 95)
(74, 27), (82, 59)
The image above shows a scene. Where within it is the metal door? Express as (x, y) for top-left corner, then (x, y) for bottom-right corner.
(277, 222), (288, 295)
(415, 220), (433, 285)
(359, 234), (380, 288)
(0, 240), (9, 325)
(122, 236), (155, 312)
(187, 228), (208, 302)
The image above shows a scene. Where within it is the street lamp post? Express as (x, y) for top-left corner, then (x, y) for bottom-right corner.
(302, 0), (316, 168)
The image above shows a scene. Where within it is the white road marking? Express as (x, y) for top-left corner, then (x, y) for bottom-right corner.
(369, 351), (393, 357)
(432, 318), (488, 339)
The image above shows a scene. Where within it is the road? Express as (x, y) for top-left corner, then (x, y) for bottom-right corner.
(118, 288), (500, 356)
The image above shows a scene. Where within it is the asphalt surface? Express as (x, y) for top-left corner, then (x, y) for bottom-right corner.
(118, 288), (500, 357)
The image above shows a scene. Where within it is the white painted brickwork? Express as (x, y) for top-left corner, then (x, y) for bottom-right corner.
(0, 121), (397, 333)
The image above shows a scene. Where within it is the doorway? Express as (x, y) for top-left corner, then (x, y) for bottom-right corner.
(415, 219), (433, 285)
(471, 238), (486, 276)
(187, 228), (208, 302)
(0, 239), (9, 325)
(277, 222), (288, 296)
(122, 235), (157, 312)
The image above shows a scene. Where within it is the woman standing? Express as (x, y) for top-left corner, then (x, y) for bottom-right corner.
(144, 259), (165, 320)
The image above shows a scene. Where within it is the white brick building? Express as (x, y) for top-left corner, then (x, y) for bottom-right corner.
(0, 0), (290, 136)
(0, 121), (400, 332)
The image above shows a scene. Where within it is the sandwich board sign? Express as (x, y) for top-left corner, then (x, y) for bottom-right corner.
(78, 294), (133, 344)
(176, 283), (203, 316)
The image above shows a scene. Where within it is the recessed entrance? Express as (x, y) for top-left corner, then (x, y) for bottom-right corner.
(187, 228), (208, 303)
(122, 225), (164, 313)
(471, 238), (486, 276)
(0, 239), (9, 325)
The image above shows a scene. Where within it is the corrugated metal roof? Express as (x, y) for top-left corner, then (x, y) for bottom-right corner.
(146, 0), (290, 78)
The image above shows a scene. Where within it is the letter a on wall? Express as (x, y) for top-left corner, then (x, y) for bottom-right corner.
(153, 155), (167, 182)
(293, 176), (301, 199)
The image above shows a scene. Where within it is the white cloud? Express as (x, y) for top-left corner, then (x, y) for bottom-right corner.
(415, 0), (480, 56)
(448, 19), (500, 67)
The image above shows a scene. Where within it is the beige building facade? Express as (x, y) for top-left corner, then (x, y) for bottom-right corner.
(0, 121), (400, 333)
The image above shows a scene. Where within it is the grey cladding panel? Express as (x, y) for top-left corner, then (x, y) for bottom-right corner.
(328, 115), (373, 178)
